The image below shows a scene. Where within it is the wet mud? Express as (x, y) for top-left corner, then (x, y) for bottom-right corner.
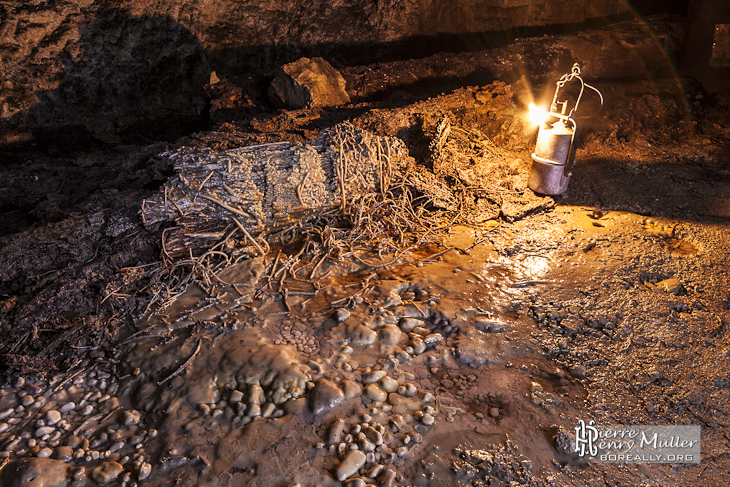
(2, 205), (728, 486)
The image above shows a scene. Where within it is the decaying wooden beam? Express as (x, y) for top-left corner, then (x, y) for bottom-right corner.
(141, 123), (415, 258)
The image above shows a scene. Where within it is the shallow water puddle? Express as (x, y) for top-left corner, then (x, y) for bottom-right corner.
(0, 227), (589, 487)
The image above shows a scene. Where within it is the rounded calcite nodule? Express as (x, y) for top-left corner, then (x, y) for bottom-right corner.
(310, 378), (345, 415)
(336, 450), (367, 481)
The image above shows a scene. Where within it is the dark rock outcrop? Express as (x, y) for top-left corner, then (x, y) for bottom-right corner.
(1, 7), (210, 136)
(0, 0), (630, 135)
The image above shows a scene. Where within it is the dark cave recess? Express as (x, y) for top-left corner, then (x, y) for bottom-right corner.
(631, 0), (689, 15)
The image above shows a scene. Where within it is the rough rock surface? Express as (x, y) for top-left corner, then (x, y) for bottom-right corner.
(0, 0), (630, 135)
(0, 7), (210, 135)
(269, 57), (350, 109)
(553, 426), (580, 460)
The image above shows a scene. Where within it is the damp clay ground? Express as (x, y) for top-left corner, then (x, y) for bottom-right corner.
(2, 16), (730, 487)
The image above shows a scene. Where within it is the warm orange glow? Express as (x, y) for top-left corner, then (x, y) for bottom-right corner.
(528, 103), (548, 126)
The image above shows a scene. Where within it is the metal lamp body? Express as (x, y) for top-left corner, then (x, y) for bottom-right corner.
(528, 119), (577, 195)
(527, 63), (602, 196)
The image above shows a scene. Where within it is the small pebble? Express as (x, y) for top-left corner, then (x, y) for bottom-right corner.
(401, 383), (417, 397)
(358, 438), (376, 452)
(248, 385), (265, 405)
(398, 318), (420, 332)
(35, 426), (55, 437)
(46, 410), (61, 425)
(138, 462), (152, 481)
(37, 447), (53, 458)
(247, 404), (261, 417)
(59, 402), (76, 413)
(367, 464), (384, 478)
(73, 466), (86, 481)
(379, 377), (398, 393)
(55, 446), (74, 461)
(379, 467), (397, 486)
(411, 338), (426, 355)
(364, 426), (383, 446)
(91, 461), (124, 484)
(363, 371), (387, 384)
(66, 436), (82, 448)
(378, 325), (404, 345)
(336, 450), (367, 481)
(423, 333), (443, 345)
(261, 402), (276, 418)
(364, 384), (387, 403)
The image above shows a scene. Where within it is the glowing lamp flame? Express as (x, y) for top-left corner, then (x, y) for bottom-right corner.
(528, 103), (548, 126)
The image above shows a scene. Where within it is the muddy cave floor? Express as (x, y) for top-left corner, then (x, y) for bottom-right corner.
(2, 51), (730, 487)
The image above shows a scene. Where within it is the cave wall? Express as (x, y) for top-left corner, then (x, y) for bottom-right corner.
(0, 0), (631, 135)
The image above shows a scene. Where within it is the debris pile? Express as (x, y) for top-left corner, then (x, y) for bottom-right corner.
(429, 116), (553, 223)
(142, 120), (552, 260)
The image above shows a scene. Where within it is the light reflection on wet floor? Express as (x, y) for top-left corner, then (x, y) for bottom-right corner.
(0, 225), (590, 487)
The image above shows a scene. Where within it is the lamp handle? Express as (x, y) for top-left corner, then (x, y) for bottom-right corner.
(551, 64), (603, 120)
